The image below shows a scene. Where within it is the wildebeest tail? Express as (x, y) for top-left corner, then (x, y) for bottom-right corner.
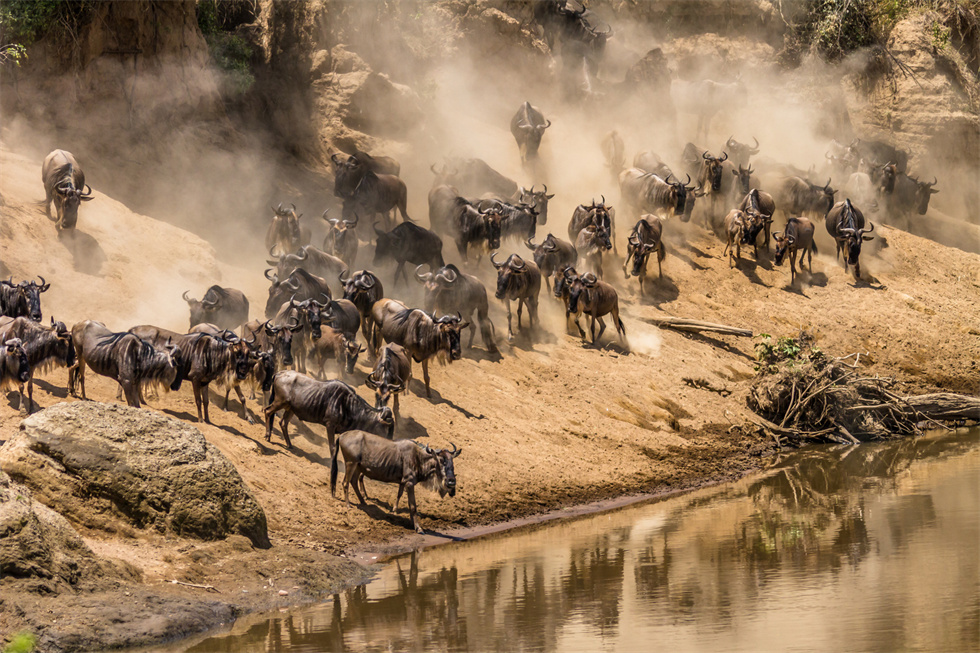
(618, 317), (626, 335)
(330, 443), (340, 496)
(811, 241), (818, 254)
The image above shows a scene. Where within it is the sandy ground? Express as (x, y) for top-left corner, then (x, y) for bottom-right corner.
(1, 145), (978, 650)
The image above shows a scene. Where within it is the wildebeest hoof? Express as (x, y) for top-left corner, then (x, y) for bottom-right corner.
(414, 526), (425, 534)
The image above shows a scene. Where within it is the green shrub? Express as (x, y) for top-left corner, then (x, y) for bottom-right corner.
(3, 632), (38, 653)
(0, 1), (91, 47)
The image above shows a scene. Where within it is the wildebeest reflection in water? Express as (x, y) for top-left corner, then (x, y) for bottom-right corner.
(181, 428), (980, 653)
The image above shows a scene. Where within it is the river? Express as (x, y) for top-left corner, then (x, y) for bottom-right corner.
(170, 428), (979, 652)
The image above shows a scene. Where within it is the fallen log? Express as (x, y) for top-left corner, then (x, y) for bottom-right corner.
(897, 393), (980, 421)
(647, 317), (752, 337)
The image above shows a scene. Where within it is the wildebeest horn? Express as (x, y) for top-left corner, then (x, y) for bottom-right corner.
(720, 151), (728, 161)
(684, 174), (691, 186)
(36, 276), (48, 291)
(359, 274), (375, 289)
(544, 119), (551, 128)
(825, 178), (832, 189)
(524, 237), (537, 251)
(543, 236), (556, 252)
(441, 268), (458, 283)
(282, 279), (300, 290)
(345, 213), (359, 228)
(930, 177), (938, 186)
(80, 184), (93, 196)
(182, 290), (194, 303)
(339, 269), (350, 284)
(582, 272), (598, 286)
(750, 136), (760, 153)
(321, 209), (330, 221)
(415, 264), (431, 284)
(295, 248), (308, 261)
(600, 194), (605, 206)
(264, 268), (277, 281)
(860, 222), (875, 235)
(276, 202), (283, 213)
(490, 252), (503, 269)
(511, 255), (526, 270)
(726, 135), (735, 148)
(772, 230), (783, 239)
(702, 151), (710, 160)
(430, 163), (439, 175)
(290, 203), (297, 212)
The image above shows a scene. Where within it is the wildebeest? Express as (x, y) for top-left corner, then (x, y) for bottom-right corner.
(266, 203), (310, 257)
(696, 150), (730, 222)
(525, 233), (577, 292)
(373, 222), (445, 286)
(264, 267), (333, 319)
(0, 277), (49, 321)
(341, 270), (384, 344)
(515, 185), (554, 226)
(671, 77), (747, 141)
(601, 130), (626, 179)
(773, 217), (817, 285)
(42, 149), (94, 230)
(370, 299), (467, 398)
(568, 198), (616, 253)
(242, 319), (299, 369)
(331, 431), (461, 534)
(321, 210), (359, 269)
(491, 253), (541, 341)
(320, 298), (361, 341)
(826, 199), (875, 281)
(70, 321), (180, 408)
(183, 285), (249, 331)
(0, 338), (31, 412)
(848, 138), (909, 174)
(633, 150), (674, 180)
(477, 199), (540, 242)
(843, 172), (880, 216)
(624, 215), (666, 294)
(446, 196), (502, 262)
(193, 322), (273, 424)
(273, 297), (325, 374)
(722, 210), (748, 268)
(575, 222), (612, 279)
(0, 316), (75, 413)
(265, 371), (394, 451)
(415, 264), (497, 353)
(566, 272), (626, 347)
(723, 136), (760, 168)
(511, 101), (551, 164)
(332, 150), (401, 203)
(887, 174), (939, 227)
(310, 326), (363, 379)
(365, 343), (412, 417)
(266, 246), (347, 294)
(772, 176), (836, 219)
(737, 188), (776, 250)
(433, 159), (518, 199)
(553, 265), (583, 335)
(343, 168), (411, 229)
(619, 168), (695, 221)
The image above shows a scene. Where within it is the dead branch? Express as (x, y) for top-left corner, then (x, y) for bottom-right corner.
(647, 317), (753, 337)
(170, 580), (220, 593)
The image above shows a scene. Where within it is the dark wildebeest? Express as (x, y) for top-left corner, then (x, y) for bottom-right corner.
(273, 297), (325, 374)
(70, 321), (180, 408)
(624, 215), (666, 294)
(266, 246), (347, 294)
(515, 185), (554, 226)
(696, 150), (730, 222)
(619, 168), (695, 222)
(0, 316), (74, 413)
(321, 210), (359, 269)
(567, 272), (627, 347)
(480, 199), (540, 243)
(242, 319), (298, 369)
(365, 343), (412, 417)
(41, 149), (94, 230)
(320, 298), (361, 341)
(265, 371), (394, 451)
(434, 159), (518, 199)
(869, 160), (898, 197)
(310, 326), (363, 379)
(341, 270), (384, 345)
(671, 77), (747, 142)
(826, 199), (875, 281)
(491, 253), (541, 341)
(525, 233), (577, 292)
(773, 217), (817, 285)
(183, 285), (249, 331)
(447, 197), (502, 262)
(773, 176), (836, 219)
(331, 150), (401, 201)
(195, 322), (275, 424)
(723, 136), (760, 169)
(848, 138), (909, 174)
(427, 182), (460, 235)
(824, 139), (859, 178)
(602, 130), (626, 179)
(722, 209), (749, 268)
(331, 431), (461, 534)
(737, 188), (776, 250)
(264, 267), (333, 319)
(887, 174), (939, 227)
(0, 277), (49, 321)
(0, 338), (31, 412)
(633, 150), (674, 180)
(370, 299), (467, 398)
(343, 168), (411, 230)
(575, 222), (612, 279)
(415, 264), (497, 353)
(511, 101), (551, 164)
(568, 198), (616, 254)
(553, 265), (583, 335)
(373, 222), (445, 286)
(266, 203), (310, 257)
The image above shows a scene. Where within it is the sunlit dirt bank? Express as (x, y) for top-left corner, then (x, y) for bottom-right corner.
(1, 1), (978, 651)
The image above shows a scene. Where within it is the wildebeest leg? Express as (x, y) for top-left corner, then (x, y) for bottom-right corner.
(349, 466), (367, 505)
(422, 359), (431, 398)
(504, 299), (514, 340)
(26, 379), (34, 414)
(394, 483), (405, 512)
(594, 315), (607, 345)
(264, 401), (283, 441)
(122, 382), (141, 408)
(279, 409), (293, 449)
(394, 261), (406, 286)
(407, 484), (424, 533)
(479, 309), (497, 353)
(394, 392), (400, 418)
(516, 299), (524, 331)
(790, 249), (798, 285)
(192, 381), (205, 422)
(232, 384), (254, 424)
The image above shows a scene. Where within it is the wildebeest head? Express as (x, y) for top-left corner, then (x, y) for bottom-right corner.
(365, 358), (408, 411)
(54, 178), (94, 230)
(434, 313), (467, 361)
(568, 272), (598, 315)
(665, 174), (695, 216)
(3, 338), (31, 383)
(837, 201), (875, 265)
(725, 136), (760, 168)
(741, 209), (769, 246)
(341, 336), (364, 375)
(289, 297), (325, 340)
(269, 203), (303, 254)
(263, 268), (306, 318)
(554, 265), (578, 300)
(772, 228), (795, 266)
(5, 277), (49, 322)
(482, 206), (503, 251)
(227, 335), (256, 382)
(264, 321), (299, 367)
(342, 269), (381, 309)
(525, 233), (559, 270)
(702, 151), (728, 191)
(912, 176), (940, 215)
(517, 185), (554, 225)
(183, 287), (224, 329)
(809, 178), (836, 214)
(420, 442), (462, 498)
(323, 209), (358, 250)
(372, 223), (397, 264)
(732, 164), (754, 196)
(628, 236), (659, 278)
(580, 222), (612, 252)
(872, 161), (897, 194)
(47, 318), (76, 368)
(518, 118), (551, 158)
(491, 253), (530, 300)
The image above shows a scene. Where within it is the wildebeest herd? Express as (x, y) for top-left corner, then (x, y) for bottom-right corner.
(6, 2), (943, 534)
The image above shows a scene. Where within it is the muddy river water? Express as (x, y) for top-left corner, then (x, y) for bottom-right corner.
(173, 428), (979, 652)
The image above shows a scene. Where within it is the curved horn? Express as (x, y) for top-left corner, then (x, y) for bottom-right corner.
(345, 212), (359, 228)
(182, 290), (194, 303)
(750, 136), (759, 152)
(525, 237), (537, 251)
(321, 208), (330, 221)
(276, 202), (283, 213)
(415, 264), (431, 284)
(295, 248), (308, 261)
(600, 194), (606, 206)
(772, 230), (783, 239)
(684, 174), (691, 186)
(360, 273), (375, 289)
(702, 151), (710, 160)
(339, 269), (350, 283)
(726, 135), (735, 148)
(442, 268), (458, 283)
(930, 176), (938, 186)
(490, 252), (503, 269)
(264, 268), (276, 281)
(860, 222), (875, 235)
(80, 184), (93, 196)
(825, 178), (832, 189)
(719, 151), (728, 161)
(544, 119), (552, 128)
(290, 203), (297, 213)
(511, 255), (526, 270)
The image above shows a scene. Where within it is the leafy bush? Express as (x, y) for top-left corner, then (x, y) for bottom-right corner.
(3, 632), (38, 653)
(196, 0), (256, 96)
(755, 331), (821, 372)
(0, 0), (91, 47)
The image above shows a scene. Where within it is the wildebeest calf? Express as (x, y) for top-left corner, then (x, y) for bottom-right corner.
(773, 217), (817, 285)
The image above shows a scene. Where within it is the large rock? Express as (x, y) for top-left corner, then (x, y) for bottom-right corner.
(0, 402), (270, 548)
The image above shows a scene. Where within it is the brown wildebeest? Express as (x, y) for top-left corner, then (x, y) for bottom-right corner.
(265, 202), (310, 257)
(773, 217), (817, 285)
(566, 272), (627, 347)
(491, 253), (541, 341)
(825, 199), (874, 281)
(310, 326), (363, 379)
(723, 210), (748, 268)
(365, 343), (412, 417)
(331, 430), (461, 533)
(0, 316), (74, 413)
(525, 234), (577, 293)
(624, 215), (666, 294)
(183, 285), (249, 331)
(511, 101), (551, 164)
(0, 337), (31, 413)
(42, 149), (94, 230)
(321, 209), (359, 269)
(415, 264), (497, 353)
(0, 277), (49, 321)
(341, 270), (384, 346)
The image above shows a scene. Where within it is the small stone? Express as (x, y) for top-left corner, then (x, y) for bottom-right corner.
(278, 590), (289, 596)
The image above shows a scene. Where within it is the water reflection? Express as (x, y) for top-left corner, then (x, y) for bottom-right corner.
(179, 429), (979, 653)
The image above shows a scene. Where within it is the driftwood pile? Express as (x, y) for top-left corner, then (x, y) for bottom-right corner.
(747, 334), (979, 446)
